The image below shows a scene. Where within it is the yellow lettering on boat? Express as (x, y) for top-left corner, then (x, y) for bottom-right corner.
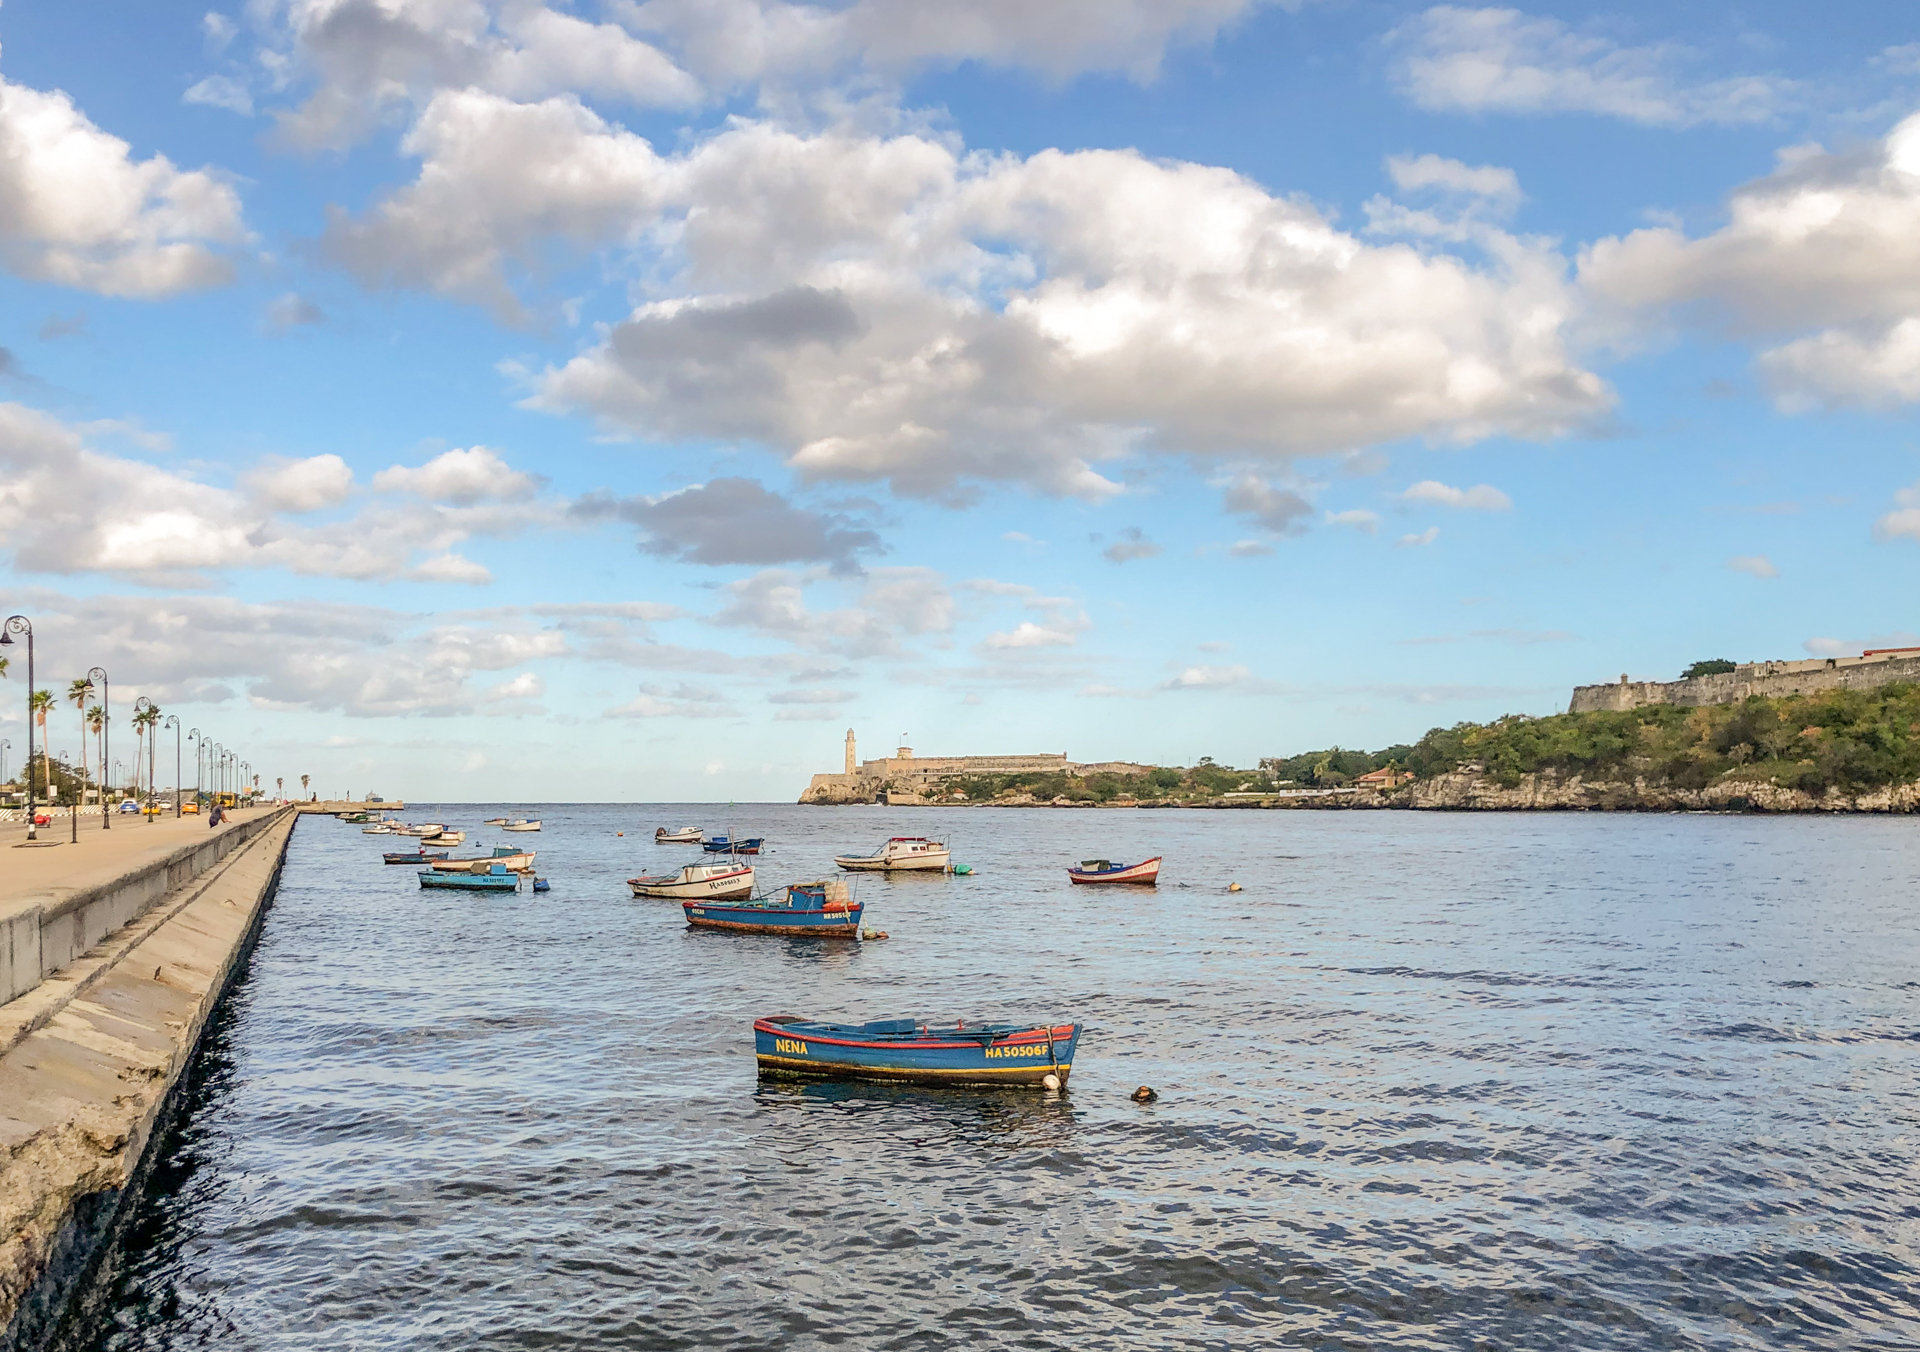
(983, 1045), (1048, 1058)
(774, 1038), (809, 1055)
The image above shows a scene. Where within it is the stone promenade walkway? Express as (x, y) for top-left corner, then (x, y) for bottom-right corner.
(0, 809), (273, 904)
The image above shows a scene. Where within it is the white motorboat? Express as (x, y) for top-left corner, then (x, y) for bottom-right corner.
(627, 861), (755, 900)
(834, 836), (951, 872)
(361, 823), (400, 835)
(421, 830), (466, 846)
(397, 823), (447, 837)
(502, 819), (541, 832)
(483, 817), (510, 826)
(655, 825), (702, 843)
(433, 848), (537, 874)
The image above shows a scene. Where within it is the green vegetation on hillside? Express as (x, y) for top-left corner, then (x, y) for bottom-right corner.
(1390, 684), (1920, 793)
(927, 685), (1920, 805)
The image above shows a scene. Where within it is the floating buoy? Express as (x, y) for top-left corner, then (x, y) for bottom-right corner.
(1131, 1085), (1158, 1103)
(1042, 1074), (1061, 1091)
(616, 831), (624, 836)
(861, 929), (890, 941)
(948, 863), (973, 875)
(1227, 882), (1242, 892)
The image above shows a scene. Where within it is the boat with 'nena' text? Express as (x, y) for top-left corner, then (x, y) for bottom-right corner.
(754, 1016), (1081, 1087)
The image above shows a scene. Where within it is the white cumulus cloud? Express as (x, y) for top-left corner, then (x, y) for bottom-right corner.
(315, 101), (1605, 496)
(0, 72), (245, 295)
(1582, 113), (1920, 409)
(1726, 554), (1778, 578)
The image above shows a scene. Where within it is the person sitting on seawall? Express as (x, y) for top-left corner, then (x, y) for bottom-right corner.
(208, 802), (225, 829)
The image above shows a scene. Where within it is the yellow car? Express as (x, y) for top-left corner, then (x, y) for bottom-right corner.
(182, 801), (200, 815)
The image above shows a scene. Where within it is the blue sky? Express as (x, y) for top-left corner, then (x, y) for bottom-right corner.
(0, 0), (1916, 801)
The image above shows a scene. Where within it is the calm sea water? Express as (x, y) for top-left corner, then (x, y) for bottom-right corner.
(60, 805), (1920, 1350)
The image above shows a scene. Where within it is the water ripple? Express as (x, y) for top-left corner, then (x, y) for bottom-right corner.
(60, 806), (1920, 1350)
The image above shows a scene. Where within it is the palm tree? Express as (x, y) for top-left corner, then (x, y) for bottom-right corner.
(87, 705), (105, 804)
(67, 678), (92, 814)
(28, 688), (53, 798)
(300, 773), (310, 800)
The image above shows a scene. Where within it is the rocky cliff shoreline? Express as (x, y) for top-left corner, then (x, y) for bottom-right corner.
(805, 772), (1920, 813)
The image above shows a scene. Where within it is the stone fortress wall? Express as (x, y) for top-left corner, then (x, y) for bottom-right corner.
(1569, 649), (1920, 713)
(802, 730), (1153, 804)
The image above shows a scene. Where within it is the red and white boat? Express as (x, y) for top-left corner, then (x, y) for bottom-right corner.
(1066, 856), (1161, 885)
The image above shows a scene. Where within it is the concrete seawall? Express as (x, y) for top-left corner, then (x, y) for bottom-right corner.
(0, 806), (298, 1350)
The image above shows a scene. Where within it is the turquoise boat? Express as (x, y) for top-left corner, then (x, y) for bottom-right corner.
(418, 863), (520, 892)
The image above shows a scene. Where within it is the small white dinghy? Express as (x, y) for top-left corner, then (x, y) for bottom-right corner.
(502, 819), (542, 832)
(655, 825), (702, 843)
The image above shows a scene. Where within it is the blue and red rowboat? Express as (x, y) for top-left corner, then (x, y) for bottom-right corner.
(1067, 856), (1161, 885)
(685, 880), (862, 938)
(753, 1016), (1082, 1087)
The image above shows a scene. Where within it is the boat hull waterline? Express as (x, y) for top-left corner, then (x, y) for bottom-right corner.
(1067, 856), (1162, 885)
(754, 1018), (1080, 1087)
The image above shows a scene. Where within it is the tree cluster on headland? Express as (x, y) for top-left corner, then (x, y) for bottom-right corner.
(928, 683), (1920, 809)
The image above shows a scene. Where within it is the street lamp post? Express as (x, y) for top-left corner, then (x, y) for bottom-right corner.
(165, 715), (181, 818)
(3, 615), (37, 841)
(87, 667), (109, 830)
(133, 697), (157, 824)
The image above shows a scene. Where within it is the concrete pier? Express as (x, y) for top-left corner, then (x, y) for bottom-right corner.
(0, 805), (298, 1350)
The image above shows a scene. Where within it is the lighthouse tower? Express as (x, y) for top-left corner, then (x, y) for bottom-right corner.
(845, 728), (856, 775)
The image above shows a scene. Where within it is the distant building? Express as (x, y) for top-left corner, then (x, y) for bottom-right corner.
(1354, 767), (1411, 789)
(801, 733), (1153, 804)
(1570, 648), (1920, 713)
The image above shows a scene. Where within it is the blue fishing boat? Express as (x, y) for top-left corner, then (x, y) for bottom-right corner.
(383, 850), (449, 865)
(418, 863), (520, 892)
(753, 1016), (1081, 1087)
(684, 880), (861, 938)
(702, 835), (764, 854)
